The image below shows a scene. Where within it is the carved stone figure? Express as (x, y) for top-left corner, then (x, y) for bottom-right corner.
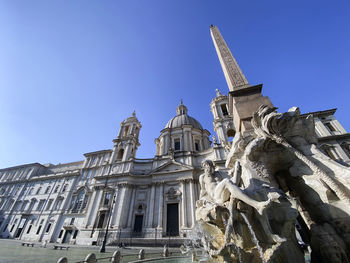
(199, 160), (269, 215)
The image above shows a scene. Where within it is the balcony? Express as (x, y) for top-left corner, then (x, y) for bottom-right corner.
(63, 222), (76, 230)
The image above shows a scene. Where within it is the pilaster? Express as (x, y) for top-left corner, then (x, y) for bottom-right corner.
(157, 183), (164, 230)
(189, 180), (196, 227)
(181, 180), (187, 228)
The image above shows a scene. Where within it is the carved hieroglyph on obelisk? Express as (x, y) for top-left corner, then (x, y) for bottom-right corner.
(210, 25), (249, 92)
(210, 25), (273, 132)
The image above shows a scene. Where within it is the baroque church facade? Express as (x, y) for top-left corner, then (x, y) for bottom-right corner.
(0, 26), (349, 246)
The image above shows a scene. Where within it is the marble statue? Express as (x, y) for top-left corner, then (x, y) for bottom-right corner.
(196, 104), (350, 263)
(199, 160), (269, 215)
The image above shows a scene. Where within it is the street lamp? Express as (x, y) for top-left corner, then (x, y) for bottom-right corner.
(99, 194), (116, 253)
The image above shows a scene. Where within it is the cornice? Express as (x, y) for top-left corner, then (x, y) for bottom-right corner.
(0, 171), (80, 185)
(317, 133), (350, 142)
(300, 108), (337, 118)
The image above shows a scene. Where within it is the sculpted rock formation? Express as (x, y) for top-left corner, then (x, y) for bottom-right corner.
(196, 105), (350, 263)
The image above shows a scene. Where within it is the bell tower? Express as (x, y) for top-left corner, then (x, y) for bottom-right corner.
(110, 111), (141, 163)
(210, 89), (235, 145)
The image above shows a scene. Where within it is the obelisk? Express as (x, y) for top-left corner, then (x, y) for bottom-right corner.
(210, 25), (273, 132)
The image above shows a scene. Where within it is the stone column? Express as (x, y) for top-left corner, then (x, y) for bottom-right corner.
(110, 186), (122, 227)
(181, 180), (187, 228)
(107, 188), (118, 228)
(122, 143), (132, 162)
(189, 180), (196, 227)
(119, 186), (131, 228)
(84, 189), (97, 227)
(157, 184), (164, 229)
(109, 146), (118, 164)
(114, 186), (127, 228)
(162, 133), (169, 154)
(155, 139), (160, 156)
(183, 130), (189, 151)
(146, 184), (155, 228)
(87, 188), (103, 228)
(189, 134), (194, 152)
(165, 133), (170, 154)
(126, 187), (136, 228)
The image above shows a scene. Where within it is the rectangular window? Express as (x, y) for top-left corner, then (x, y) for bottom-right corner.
(46, 199), (53, 211)
(14, 201), (21, 211)
(174, 139), (180, 151)
(195, 140), (200, 151)
(124, 126), (129, 136)
(325, 122), (336, 132)
(36, 225), (42, 235)
(58, 229), (64, 238)
(72, 230), (78, 239)
(103, 193), (111, 206)
(54, 199), (62, 210)
(37, 200), (45, 211)
(86, 170), (93, 179)
(20, 201), (28, 212)
(26, 225), (32, 234)
(46, 223), (51, 233)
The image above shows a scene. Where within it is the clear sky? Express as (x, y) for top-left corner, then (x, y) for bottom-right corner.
(0, 0), (349, 168)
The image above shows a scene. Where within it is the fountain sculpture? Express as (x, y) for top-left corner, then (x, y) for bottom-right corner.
(196, 105), (350, 263)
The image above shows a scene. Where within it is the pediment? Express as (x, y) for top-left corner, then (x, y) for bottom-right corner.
(150, 161), (193, 174)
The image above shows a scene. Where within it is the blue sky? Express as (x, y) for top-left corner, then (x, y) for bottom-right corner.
(0, 0), (349, 168)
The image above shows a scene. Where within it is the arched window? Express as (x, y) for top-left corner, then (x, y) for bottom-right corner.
(117, 149), (124, 161)
(220, 104), (229, 116)
(124, 126), (129, 136)
(71, 189), (89, 213)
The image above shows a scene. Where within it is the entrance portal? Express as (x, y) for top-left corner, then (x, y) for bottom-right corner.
(15, 218), (27, 238)
(166, 203), (179, 236)
(133, 215), (143, 233)
(62, 230), (73, 244)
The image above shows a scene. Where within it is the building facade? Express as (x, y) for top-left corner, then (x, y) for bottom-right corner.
(0, 26), (349, 246)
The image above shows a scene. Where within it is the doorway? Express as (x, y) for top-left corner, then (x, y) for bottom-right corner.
(15, 218), (27, 238)
(133, 215), (143, 233)
(166, 203), (179, 236)
(97, 213), (106, 228)
(62, 230), (73, 244)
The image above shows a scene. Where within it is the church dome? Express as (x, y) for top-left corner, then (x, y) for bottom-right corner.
(164, 101), (203, 130)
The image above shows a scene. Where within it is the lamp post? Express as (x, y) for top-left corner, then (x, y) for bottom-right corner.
(99, 194), (116, 253)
